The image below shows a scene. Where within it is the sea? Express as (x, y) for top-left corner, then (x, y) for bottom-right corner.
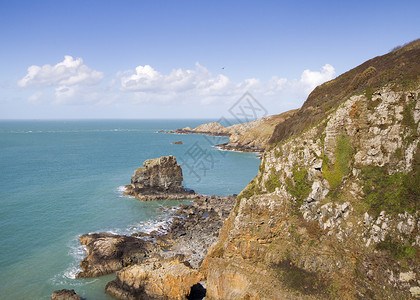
(0, 119), (260, 300)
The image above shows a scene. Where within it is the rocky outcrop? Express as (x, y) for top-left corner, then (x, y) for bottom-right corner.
(103, 195), (235, 299)
(76, 232), (158, 277)
(51, 289), (82, 300)
(168, 110), (297, 152)
(124, 155), (197, 201)
(216, 110), (297, 152)
(173, 122), (230, 136)
(105, 257), (204, 300)
(204, 41), (420, 300)
(158, 195), (236, 269)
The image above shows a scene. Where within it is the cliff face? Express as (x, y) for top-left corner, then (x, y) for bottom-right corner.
(204, 42), (420, 299)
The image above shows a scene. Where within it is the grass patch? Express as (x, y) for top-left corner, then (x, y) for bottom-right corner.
(286, 167), (312, 213)
(323, 134), (354, 190)
(208, 242), (225, 258)
(265, 168), (282, 192)
(360, 165), (419, 216)
(376, 235), (417, 260)
(365, 87), (374, 100)
(402, 100), (417, 132)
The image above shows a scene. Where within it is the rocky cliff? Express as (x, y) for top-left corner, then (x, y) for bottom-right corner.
(172, 110), (297, 152)
(204, 40), (420, 299)
(124, 155), (197, 201)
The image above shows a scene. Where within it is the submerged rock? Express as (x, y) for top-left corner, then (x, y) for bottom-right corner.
(124, 155), (197, 201)
(51, 289), (82, 300)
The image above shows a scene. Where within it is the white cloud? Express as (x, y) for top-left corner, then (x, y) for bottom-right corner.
(16, 57), (335, 111)
(17, 56), (104, 104)
(18, 56), (103, 88)
(120, 62), (335, 105)
(121, 62), (235, 96)
(299, 64), (335, 94)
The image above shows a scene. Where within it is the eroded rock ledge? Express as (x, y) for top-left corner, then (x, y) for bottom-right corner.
(123, 155), (198, 201)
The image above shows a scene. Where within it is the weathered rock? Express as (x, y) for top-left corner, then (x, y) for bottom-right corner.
(159, 195), (236, 269)
(105, 257), (204, 300)
(124, 155), (197, 201)
(76, 232), (158, 277)
(51, 289), (82, 300)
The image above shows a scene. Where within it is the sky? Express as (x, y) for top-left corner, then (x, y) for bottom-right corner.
(0, 0), (419, 120)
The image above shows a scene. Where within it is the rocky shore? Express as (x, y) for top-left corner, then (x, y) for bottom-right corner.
(123, 155), (198, 201)
(69, 154), (236, 299)
(74, 194), (235, 299)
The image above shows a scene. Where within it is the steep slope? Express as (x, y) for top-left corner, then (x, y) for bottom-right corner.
(204, 40), (420, 299)
(270, 39), (420, 145)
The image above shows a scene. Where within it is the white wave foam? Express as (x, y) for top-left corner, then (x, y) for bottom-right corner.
(117, 185), (126, 192)
(117, 185), (135, 198)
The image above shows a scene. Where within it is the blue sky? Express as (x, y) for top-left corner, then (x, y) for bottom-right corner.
(1, 0), (419, 119)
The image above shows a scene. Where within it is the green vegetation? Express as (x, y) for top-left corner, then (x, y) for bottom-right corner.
(265, 168), (282, 192)
(376, 235), (417, 260)
(322, 134), (353, 190)
(365, 87), (374, 100)
(394, 147), (403, 159)
(402, 100), (417, 132)
(286, 167), (312, 212)
(238, 177), (261, 200)
(259, 158), (266, 174)
(208, 242), (225, 258)
(360, 165), (419, 216)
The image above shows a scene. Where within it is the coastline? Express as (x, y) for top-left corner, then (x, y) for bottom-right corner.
(75, 193), (236, 299)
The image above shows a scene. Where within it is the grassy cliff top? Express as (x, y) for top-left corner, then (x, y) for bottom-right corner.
(269, 39), (420, 145)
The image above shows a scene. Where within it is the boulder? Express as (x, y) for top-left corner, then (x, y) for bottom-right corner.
(51, 289), (81, 300)
(105, 258), (204, 300)
(76, 232), (158, 278)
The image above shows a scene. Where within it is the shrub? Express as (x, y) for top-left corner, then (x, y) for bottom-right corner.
(265, 168), (282, 192)
(376, 235), (417, 259)
(286, 167), (312, 212)
(323, 134), (353, 190)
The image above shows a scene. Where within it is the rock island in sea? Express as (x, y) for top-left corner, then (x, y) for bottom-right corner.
(123, 155), (198, 201)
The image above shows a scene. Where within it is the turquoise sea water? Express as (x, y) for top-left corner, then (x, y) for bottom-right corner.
(0, 120), (260, 300)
